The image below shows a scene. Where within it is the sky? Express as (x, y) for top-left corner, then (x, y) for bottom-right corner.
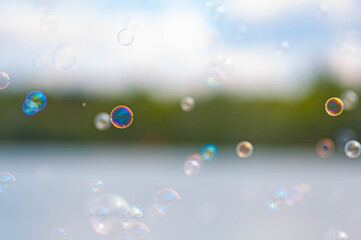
(0, 0), (361, 97)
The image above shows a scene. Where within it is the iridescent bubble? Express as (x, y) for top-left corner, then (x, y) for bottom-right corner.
(49, 227), (67, 240)
(236, 141), (253, 158)
(117, 29), (134, 46)
(110, 106), (133, 129)
(316, 138), (335, 158)
(154, 188), (181, 215)
(129, 205), (144, 220)
(234, 25), (248, 41)
(285, 184), (310, 207)
(180, 96), (195, 112)
(210, 5), (226, 22)
(267, 187), (288, 210)
(92, 180), (104, 193)
(315, 4), (328, 18)
(26, 91), (47, 112)
(0, 173), (16, 193)
(53, 45), (77, 70)
(206, 67), (227, 86)
(33, 55), (48, 70)
(41, 14), (58, 31)
(186, 153), (204, 168)
(340, 90), (358, 111)
(89, 193), (130, 236)
(94, 112), (111, 131)
(0, 72), (10, 90)
(276, 41), (290, 56)
(344, 140), (361, 158)
(200, 144), (218, 161)
(124, 221), (150, 240)
(184, 159), (201, 177)
(37, 0), (55, 13)
(325, 97), (344, 116)
(203, 0), (223, 8)
(23, 100), (38, 116)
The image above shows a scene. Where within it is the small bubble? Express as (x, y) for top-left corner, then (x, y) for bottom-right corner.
(23, 91), (47, 115)
(154, 188), (180, 215)
(92, 180), (104, 193)
(0, 173), (16, 193)
(94, 112), (111, 131)
(344, 140), (361, 158)
(129, 205), (144, 219)
(110, 106), (133, 129)
(340, 90), (358, 111)
(236, 141), (253, 158)
(316, 138), (335, 158)
(180, 97), (195, 112)
(267, 187), (288, 210)
(82, 102), (87, 107)
(0, 72), (10, 90)
(184, 159), (201, 177)
(200, 144), (218, 161)
(50, 227), (68, 240)
(117, 29), (134, 46)
(33, 55), (48, 70)
(124, 221), (150, 240)
(325, 97), (344, 116)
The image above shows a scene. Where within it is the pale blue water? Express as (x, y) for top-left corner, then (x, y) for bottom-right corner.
(0, 144), (360, 240)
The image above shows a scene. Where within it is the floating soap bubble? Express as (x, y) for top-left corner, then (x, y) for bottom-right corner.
(180, 96), (195, 112)
(325, 97), (344, 116)
(267, 187), (288, 210)
(26, 91), (47, 111)
(41, 14), (58, 31)
(203, 0), (223, 8)
(236, 141), (253, 158)
(49, 227), (67, 240)
(94, 113), (111, 131)
(340, 90), (358, 111)
(316, 4), (328, 18)
(53, 45), (77, 70)
(210, 5), (226, 22)
(186, 153), (204, 168)
(89, 193), (130, 236)
(0, 173), (16, 193)
(276, 41), (290, 56)
(334, 128), (357, 149)
(154, 188), (181, 215)
(200, 144), (218, 161)
(206, 57), (233, 86)
(92, 180), (104, 193)
(33, 55), (48, 70)
(117, 29), (134, 46)
(23, 100), (38, 116)
(124, 221), (150, 240)
(110, 106), (133, 129)
(344, 140), (361, 158)
(37, 0), (55, 13)
(234, 25), (248, 41)
(184, 159), (201, 177)
(129, 206), (144, 220)
(0, 72), (10, 90)
(316, 138), (335, 158)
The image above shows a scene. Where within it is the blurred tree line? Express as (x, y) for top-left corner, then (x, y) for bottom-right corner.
(0, 74), (359, 145)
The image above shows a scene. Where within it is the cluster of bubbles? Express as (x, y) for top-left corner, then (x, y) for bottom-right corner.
(110, 105), (134, 129)
(236, 141), (253, 158)
(22, 91), (47, 115)
(49, 227), (68, 240)
(94, 112), (111, 131)
(0, 172), (16, 193)
(0, 72), (10, 90)
(180, 96), (195, 112)
(154, 188), (181, 215)
(184, 144), (218, 177)
(267, 184), (310, 210)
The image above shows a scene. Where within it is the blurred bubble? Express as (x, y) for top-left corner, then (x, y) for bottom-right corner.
(236, 141), (253, 158)
(117, 29), (134, 46)
(285, 183), (310, 207)
(344, 140), (361, 158)
(41, 14), (58, 31)
(276, 41), (290, 56)
(184, 159), (201, 177)
(0, 173), (16, 193)
(37, 0), (55, 13)
(234, 25), (248, 41)
(33, 55), (48, 70)
(340, 90), (358, 111)
(210, 5), (226, 22)
(154, 188), (180, 215)
(315, 4), (328, 18)
(325, 97), (344, 116)
(89, 193), (130, 236)
(23, 100), (38, 116)
(341, 31), (360, 57)
(94, 112), (111, 131)
(23, 91), (47, 115)
(180, 96), (195, 112)
(206, 56), (233, 86)
(200, 144), (218, 161)
(203, 0), (223, 8)
(92, 180), (104, 193)
(53, 45), (77, 70)
(186, 153), (204, 168)
(129, 205), (144, 220)
(267, 187), (288, 210)
(124, 221), (150, 240)
(324, 228), (349, 240)
(82, 102), (87, 107)
(316, 138), (335, 158)
(110, 106), (133, 129)
(0, 72), (10, 90)
(334, 128), (356, 149)
(334, 231), (348, 240)
(49, 227), (67, 240)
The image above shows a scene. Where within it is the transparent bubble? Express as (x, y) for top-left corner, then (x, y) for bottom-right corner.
(124, 221), (150, 240)
(0, 173), (16, 193)
(180, 96), (195, 112)
(267, 187), (288, 210)
(94, 113), (111, 131)
(49, 227), (67, 240)
(206, 57), (233, 86)
(23, 100), (38, 116)
(316, 138), (335, 158)
(129, 205), (144, 220)
(334, 231), (348, 240)
(53, 45), (77, 70)
(92, 180), (104, 193)
(236, 141), (253, 158)
(184, 159), (201, 177)
(154, 188), (181, 215)
(37, 0), (55, 13)
(82, 102), (86, 107)
(41, 14), (58, 31)
(89, 193), (130, 236)
(334, 128), (357, 149)
(234, 25), (248, 41)
(210, 5), (226, 22)
(186, 153), (204, 168)
(315, 4), (328, 18)
(325, 97), (344, 116)
(110, 106), (133, 129)
(26, 91), (47, 111)
(203, 0), (223, 8)
(340, 90), (358, 111)
(344, 140), (361, 158)
(117, 29), (134, 46)
(33, 55), (48, 70)
(0, 72), (10, 90)
(200, 144), (218, 161)
(276, 41), (290, 56)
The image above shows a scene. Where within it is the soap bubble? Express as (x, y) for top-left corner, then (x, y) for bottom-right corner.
(82, 102), (87, 107)
(200, 144), (218, 161)
(49, 227), (67, 240)
(234, 25), (248, 41)
(344, 140), (361, 158)
(37, 0), (55, 13)
(91, 206), (111, 221)
(154, 188), (181, 215)
(41, 14), (58, 31)
(325, 97), (344, 116)
(94, 112), (111, 131)
(316, 138), (335, 158)
(334, 231), (348, 240)
(267, 187), (288, 210)
(0, 72), (10, 90)
(203, 0), (223, 8)
(184, 159), (201, 176)
(0, 173), (16, 193)
(180, 96), (195, 112)
(129, 206), (144, 220)
(117, 29), (134, 46)
(23, 100), (38, 116)
(110, 106), (133, 129)
(92, 180), (104, 193)
(340, 90), (358, 111)
(276, 41), (290, 56)
(186, 154), (204, 168)
(26, 91), (47, 111)
(33, 55), (48, 70)
(236, 141), (253, 158)
(124, 221), (150, 240)
(206, 56), (233, 86)
(53, 45), (77, 70)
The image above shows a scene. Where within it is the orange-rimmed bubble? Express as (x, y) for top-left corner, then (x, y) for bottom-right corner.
(316, 138), (334, 158)
(325, 97), (344, 116)
(110, 106), (133, 129)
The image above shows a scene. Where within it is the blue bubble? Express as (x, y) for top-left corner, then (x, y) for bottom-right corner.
(200, 144), (218, 161)
(23, 91), (47, 115)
